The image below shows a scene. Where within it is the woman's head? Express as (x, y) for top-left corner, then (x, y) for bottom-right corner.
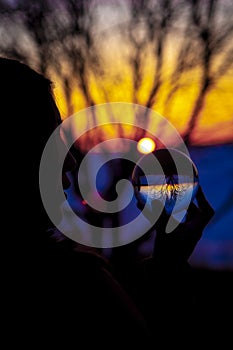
(0, 57), (74, 232)
(0, 57), (61, 160)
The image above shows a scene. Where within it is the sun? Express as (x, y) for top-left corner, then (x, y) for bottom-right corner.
(137, 137), (156, 154)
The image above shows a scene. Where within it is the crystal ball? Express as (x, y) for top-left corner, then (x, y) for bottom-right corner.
(132, 148), (199, 214)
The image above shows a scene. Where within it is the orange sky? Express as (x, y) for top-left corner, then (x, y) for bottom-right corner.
(52, 6), (233, 148)
(54, 63), (233, 149)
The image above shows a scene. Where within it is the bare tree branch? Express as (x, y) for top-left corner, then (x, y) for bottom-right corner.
(183, 0), (233, 144)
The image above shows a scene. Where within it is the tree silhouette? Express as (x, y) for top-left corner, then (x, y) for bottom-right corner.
(183, 0), (233, 144)
(0, 0), (232, 145)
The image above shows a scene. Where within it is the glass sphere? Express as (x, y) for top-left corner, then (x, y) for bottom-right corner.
(132, 148), (199, 214)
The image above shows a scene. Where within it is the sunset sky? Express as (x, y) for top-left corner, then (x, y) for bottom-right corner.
(0, 0), (232, 147)
(51, 0), (233, 147)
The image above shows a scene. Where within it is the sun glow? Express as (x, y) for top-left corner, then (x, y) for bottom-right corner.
(137, 138), (156, 154)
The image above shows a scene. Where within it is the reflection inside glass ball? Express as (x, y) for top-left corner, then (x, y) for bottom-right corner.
(132, 148), (199, 215)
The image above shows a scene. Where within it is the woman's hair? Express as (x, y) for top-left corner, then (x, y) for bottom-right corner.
(0, 57), (62, 159)
(0, 57), (64, 232)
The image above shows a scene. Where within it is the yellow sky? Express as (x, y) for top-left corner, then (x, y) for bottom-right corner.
(54, 63), (233, 149)
(53, 20), (233, 149)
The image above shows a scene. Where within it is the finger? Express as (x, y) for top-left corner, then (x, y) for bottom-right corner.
(196, 186), (215, 216)
(151, 200), (170, 232)
(186, 202), (200, 222)
(185, 205), (211, 232)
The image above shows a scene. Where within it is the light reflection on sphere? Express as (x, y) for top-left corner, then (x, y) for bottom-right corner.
(132, 148), (199, 215)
